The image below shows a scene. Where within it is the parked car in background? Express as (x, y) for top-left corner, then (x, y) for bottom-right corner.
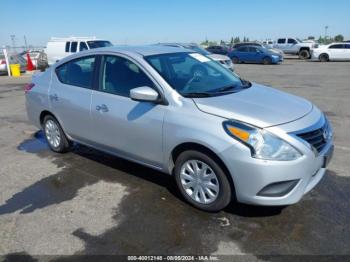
(229, 46), (283, 64)
(20, 50), (48, 70)
(45, 36), (112, 65)
(206, 45), (230, 55)
(0, 52), (26, 74)
(311, 43), (350, 62)
(274, 37), (316, 59)
(262, 40), (274, 48)
(158, 43), (234, 71)
(232, 42), (284, 56)
(25, 45), (333, 212)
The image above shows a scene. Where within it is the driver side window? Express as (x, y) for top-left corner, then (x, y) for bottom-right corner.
(100, 55), (155, 97)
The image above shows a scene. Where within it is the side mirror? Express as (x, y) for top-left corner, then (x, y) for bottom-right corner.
(130, 86), (159, 102)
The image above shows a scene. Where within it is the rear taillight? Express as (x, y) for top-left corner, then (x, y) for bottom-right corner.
(0, 60), (6, 64)
(24, 83), (35, 93)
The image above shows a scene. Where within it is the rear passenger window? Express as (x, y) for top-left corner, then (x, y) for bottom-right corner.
(100, 55), (155, 97)
(329, 44), (344, 49)
(65, 42), (70, 52)
(71, 42), (78, 52)
(238, 47), (248, 52)
(56, 56), (95, 88)
(277, 38), (286, 44)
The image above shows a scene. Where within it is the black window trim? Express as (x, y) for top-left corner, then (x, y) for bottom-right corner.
(55, 55), (97, 89)
(329, 44), (344, 49)
(95, 52), (168, 105)
(70, 41), (78, 53)
(65, 42), (70, 53)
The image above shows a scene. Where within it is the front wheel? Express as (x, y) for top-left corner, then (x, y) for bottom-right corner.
(299, 50), (310, 59)
(263, 57), (272, 65)
(174, 150), (232, 212)
(43, 115), (71, 153)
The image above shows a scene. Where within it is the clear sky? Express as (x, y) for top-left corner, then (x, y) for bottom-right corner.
(1, 0), (350, 47)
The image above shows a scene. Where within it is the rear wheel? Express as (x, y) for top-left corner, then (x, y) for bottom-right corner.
(43, 115), (70, 153)
(174, 150), (232, 212)
(299, 49), (310, 59)
(232, 56), (239, 64)
(319, 53), (329, 62)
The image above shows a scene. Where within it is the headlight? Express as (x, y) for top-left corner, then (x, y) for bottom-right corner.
(223, 121), (302, 161)
(272, 55), (279, 58)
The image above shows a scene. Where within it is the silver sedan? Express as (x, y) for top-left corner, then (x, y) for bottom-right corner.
(25, 45), (333, 211)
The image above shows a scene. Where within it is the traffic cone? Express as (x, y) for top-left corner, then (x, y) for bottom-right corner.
(26, 52), (35, 71)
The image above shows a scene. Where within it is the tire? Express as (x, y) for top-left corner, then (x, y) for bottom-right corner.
(263, 57), (272, 65)
(298, 49), (310, 60)
(232, 56), (239, 64)
(174, 150), (232, 212)
(319, 53), (329, 62)
(43, 115), (71, 153)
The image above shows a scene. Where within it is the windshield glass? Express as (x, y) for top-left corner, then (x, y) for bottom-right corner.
(87, 41), (112, 49)
(145, 52), (248, 97)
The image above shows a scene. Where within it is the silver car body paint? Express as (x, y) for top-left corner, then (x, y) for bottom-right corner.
(26, 46), (333, 206)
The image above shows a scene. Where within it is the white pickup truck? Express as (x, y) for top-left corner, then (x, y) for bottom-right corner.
(274, 38), (316, 59)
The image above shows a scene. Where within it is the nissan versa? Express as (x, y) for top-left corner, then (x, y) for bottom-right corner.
(25, 46), (334, 212)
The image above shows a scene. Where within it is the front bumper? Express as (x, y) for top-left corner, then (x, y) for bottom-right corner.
(218, 111), (333, 206)
(272, 56), (283, 64)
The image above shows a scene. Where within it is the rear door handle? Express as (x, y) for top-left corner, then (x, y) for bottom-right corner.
(96, 104), (109, 112)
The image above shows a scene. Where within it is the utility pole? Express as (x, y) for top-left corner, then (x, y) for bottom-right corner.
(325, 26), (328, 40)
(24, 35), (28, 51)
(10, 35), (16, 49)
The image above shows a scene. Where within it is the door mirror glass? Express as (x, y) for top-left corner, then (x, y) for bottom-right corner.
(130, 86), (159, 102)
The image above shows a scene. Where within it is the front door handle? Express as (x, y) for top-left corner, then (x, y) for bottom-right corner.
(96, 104), (109, 112)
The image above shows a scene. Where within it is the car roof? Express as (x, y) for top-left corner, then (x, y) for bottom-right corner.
(236, 45), (262, 48)
(55, 45), (192, 66)
(89, 45), (191, 56)
(235, 42), (262, 45)
(158, 43), (199, 48)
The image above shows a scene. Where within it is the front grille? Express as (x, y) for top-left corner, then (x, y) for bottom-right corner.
(297, 125), (328, 153)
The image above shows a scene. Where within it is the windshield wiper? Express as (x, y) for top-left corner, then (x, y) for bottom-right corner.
(215, 84), (238, 92)
(181, 92), (214, 98)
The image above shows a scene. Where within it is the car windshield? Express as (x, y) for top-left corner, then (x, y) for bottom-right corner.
(145, 52), (249, 97)
(87, 41), (112, 49)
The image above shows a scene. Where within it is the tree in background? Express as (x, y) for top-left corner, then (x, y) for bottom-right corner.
(230, 37), (234, 45)
(242, 36), (250, 42)
(334, 34), (344, 42)
(234, 37), (240, 43)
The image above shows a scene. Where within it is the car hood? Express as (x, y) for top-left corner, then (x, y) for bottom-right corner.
(193, 83), (313, 128)
(269, 48), (284, 55)
(207, 54), (230, 61)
